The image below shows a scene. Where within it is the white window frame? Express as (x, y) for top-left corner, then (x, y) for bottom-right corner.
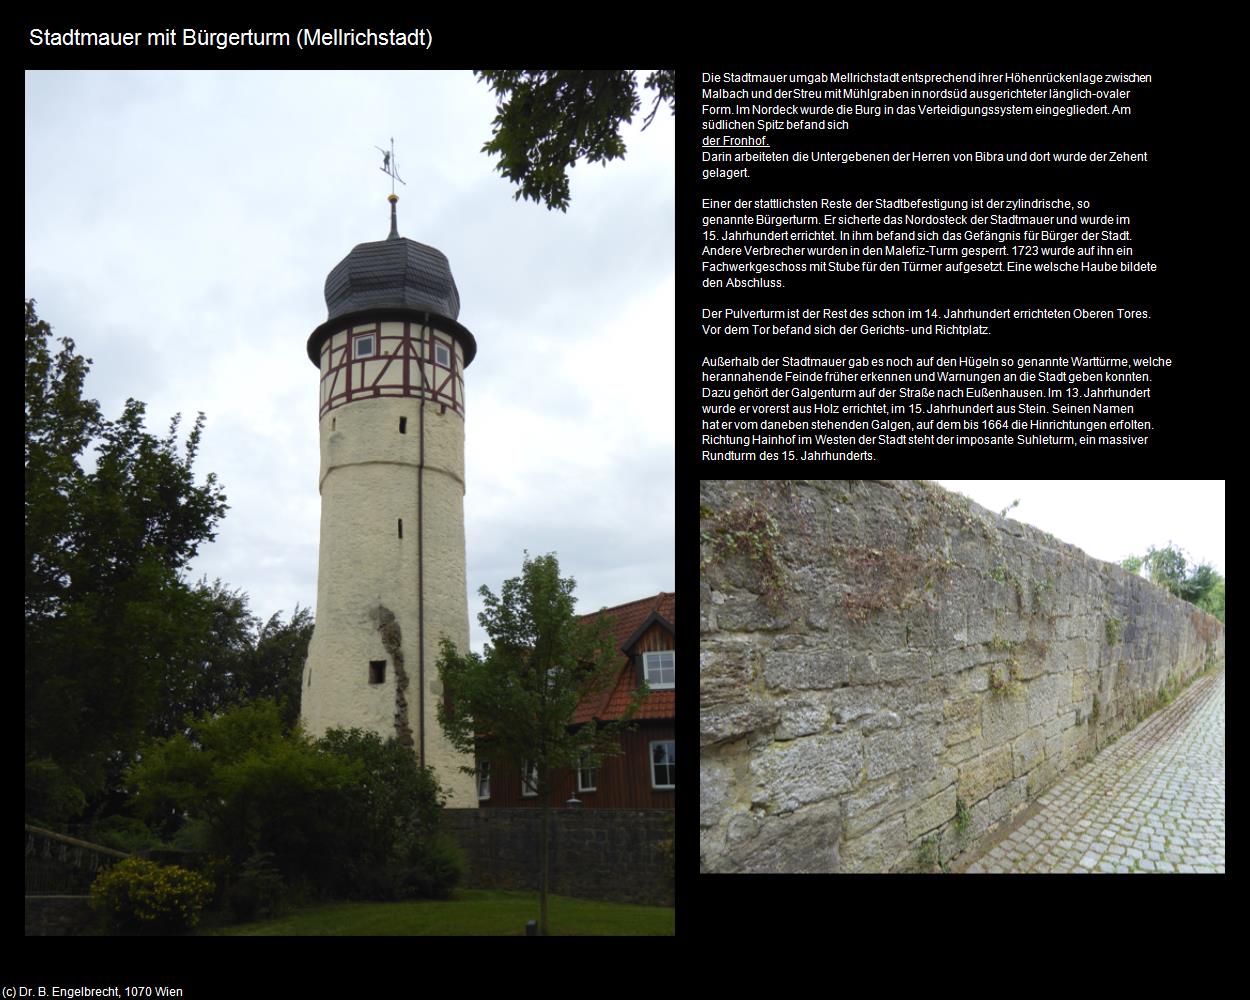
(649, 740), (675, 790)
(642, 650), (675, 690)
(354, 333), (375, 359)
(433, 339), (452, 368)
(476, 761), (491, 801)
(577, 754), (598, 793)
(521, 760), (539, 798)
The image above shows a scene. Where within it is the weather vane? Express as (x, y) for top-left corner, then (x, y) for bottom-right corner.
(375, 137), (406, 195)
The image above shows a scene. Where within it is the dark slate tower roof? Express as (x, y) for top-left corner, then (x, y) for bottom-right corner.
(307, 201), (476, 367)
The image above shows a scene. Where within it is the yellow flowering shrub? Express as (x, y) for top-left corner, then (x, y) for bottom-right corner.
(90, 858), (213, 934)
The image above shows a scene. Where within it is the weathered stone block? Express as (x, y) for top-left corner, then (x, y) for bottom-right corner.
(841, 815), (908, 873)
(775, 696), (831, 740)
(700, 639), (759, 705)
(1011, 726), (1045, 777)
(941, 731), (983, 765)
(713, 587), (796, 632)
(943, 693), (981, 746)
(985, 775), (1027, 824)
(700, 757), (732, 829)
(701, 699), (778, 747)
(905, 783), (957, 841)
(1026, 673), (1064, 726)
(865, 725), (938, 781)
(1011, 651), (1047, 681)
(841, 775), (909, 839)
(862, 710), (904, 733)
(1072, 671), (1087, 704)
(764, 646), (849, 691)
(981, 687), (1029, 745)
(749, 731), (862, 814)
(851, 648), (931, 685)
(724, 802), (842, 873)
(958, 744), (1012, 805)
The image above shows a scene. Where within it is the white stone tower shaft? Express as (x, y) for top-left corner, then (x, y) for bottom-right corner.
(301, 200), (477, 805)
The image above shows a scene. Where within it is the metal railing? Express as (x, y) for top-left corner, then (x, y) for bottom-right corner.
(25, 824), (129, 895)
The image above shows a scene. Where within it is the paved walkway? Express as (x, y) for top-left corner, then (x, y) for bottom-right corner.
(963, 666), (1225, 873)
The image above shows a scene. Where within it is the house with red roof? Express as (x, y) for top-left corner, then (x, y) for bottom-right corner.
(473, 592), (675, 809)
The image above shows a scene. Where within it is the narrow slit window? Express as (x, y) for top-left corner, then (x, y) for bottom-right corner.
(399, 416), (407, 434)
(369, 660), (386, 684)
(398, 518), (403, 538)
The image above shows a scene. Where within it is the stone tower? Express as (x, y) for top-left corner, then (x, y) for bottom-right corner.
(301, 195), (477, 804)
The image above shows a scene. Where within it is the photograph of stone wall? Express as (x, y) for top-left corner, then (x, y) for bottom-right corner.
(700, 480), (1225, 873)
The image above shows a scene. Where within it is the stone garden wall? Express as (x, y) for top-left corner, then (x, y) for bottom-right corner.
(699, 480), (1225, 873)
(445, 808), (673, 905)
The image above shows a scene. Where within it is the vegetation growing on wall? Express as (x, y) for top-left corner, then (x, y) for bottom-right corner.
(700, 494), (786, 609)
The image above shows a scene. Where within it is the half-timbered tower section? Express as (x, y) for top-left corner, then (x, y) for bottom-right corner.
(301, 197), (478, 805)
(476, 592), (676, 810)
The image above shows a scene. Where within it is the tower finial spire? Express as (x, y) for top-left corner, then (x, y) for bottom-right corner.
(376, 137), (406, 239)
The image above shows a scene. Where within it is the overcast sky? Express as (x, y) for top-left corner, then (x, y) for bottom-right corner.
(935, 481), (1225, 577)
(25, 71), (675, 650)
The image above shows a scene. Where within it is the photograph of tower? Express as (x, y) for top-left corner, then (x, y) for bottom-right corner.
(300, 193), (479, 801)
(25, 71), (675, 812)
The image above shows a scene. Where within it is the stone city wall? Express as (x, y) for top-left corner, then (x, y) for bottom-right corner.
(445, 808), (673, 905)
(700, 480), (1225, 873)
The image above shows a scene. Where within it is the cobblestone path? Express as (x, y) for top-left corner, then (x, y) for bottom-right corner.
(963, 666), (1225, 873)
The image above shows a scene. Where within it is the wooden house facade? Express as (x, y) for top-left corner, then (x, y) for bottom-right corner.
(475, 592), (675, 810)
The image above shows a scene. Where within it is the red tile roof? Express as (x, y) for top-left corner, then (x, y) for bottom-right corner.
(571, 592), (675, 724)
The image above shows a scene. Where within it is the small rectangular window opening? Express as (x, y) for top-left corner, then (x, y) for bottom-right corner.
(369, 660), (386, 684)
(399, 416), (407, 434)
(398, 518), (403, 538)
(355, 334), (375, 359)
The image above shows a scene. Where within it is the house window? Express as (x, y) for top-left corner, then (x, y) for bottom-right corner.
(355, 334), (375, 359)
(476, 761), (491, 801)
(521, 760), (539, 798)
(650, 740), (675, 790)
(577, 755), (597, 793)
(369, 660), (386, 684)
(643, 650), (675, 690)
(434, 341), (451, 368)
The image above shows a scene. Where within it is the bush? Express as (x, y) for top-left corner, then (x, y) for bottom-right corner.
(90, 858), (213, 934)
(395, 834), (466, 900)
(25, 758), (87, 825)
(89, 816), (163, 854)
(226, 851), (286, 923)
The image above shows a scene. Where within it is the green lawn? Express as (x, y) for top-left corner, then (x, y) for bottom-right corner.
(201, 889), (674, 936)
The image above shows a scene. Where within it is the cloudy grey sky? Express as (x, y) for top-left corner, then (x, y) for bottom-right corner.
(935, 481), (1225, 577)
(25, 71), (675, 650)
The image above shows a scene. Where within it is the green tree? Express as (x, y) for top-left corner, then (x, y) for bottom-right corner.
(129, 703), (454, 899)
(1121, 542), (1225, 623)
(128, 701), (354, 882)
(1197, 577), (1226, 623)
(25, 301), (228, 821)
(436, 552), (643, 935)
(476, 70), (674, 211)
(1144, 542), (1189, 595)
(155, 581), (314, 741)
